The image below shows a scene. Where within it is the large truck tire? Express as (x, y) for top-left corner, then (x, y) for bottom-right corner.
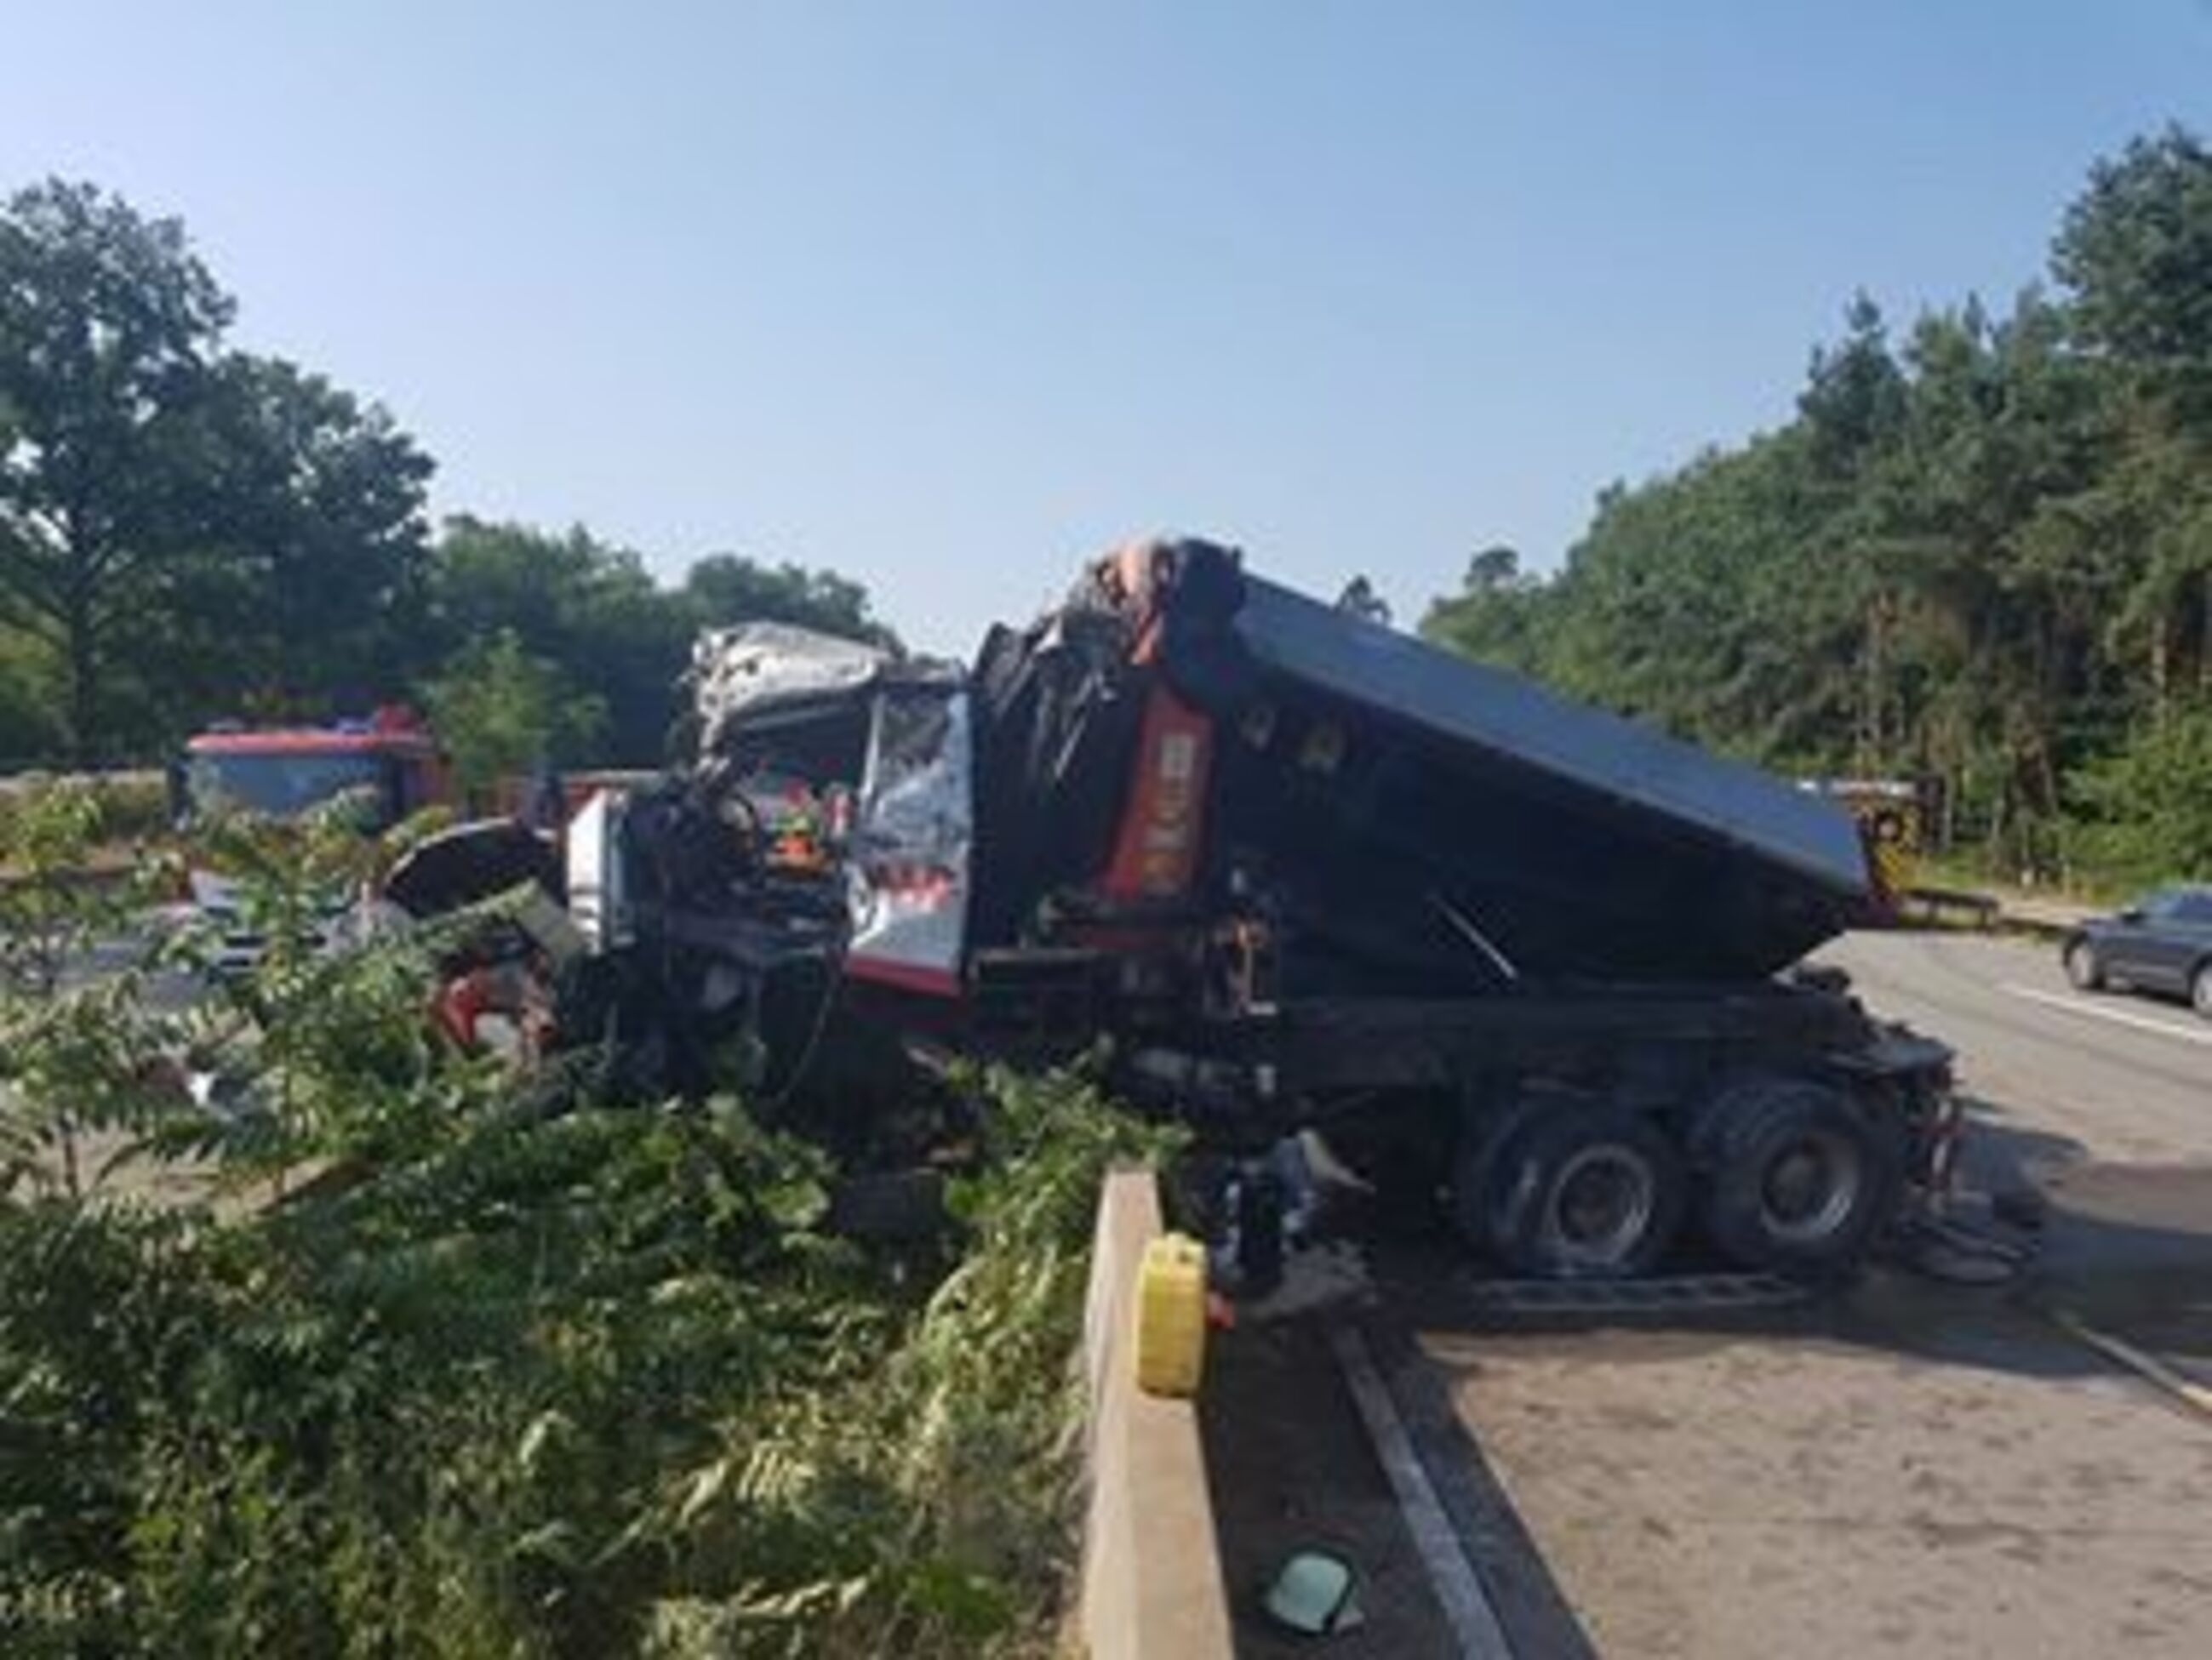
(1464, 1105), (1688, 1279)
(1696, 1079), (1901, 1279)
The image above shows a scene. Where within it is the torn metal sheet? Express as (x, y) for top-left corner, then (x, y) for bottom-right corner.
(690, 624), (891, 753)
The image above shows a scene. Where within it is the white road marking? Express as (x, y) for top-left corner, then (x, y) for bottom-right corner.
(2000, 984), (2212, 1050)
(1328, 1323), (1514, 1657)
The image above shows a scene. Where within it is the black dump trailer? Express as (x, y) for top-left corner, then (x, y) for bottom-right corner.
(551, 539), (1958, 1282)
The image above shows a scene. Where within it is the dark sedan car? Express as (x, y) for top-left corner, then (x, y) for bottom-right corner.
(2063, 885), (2212, 1018)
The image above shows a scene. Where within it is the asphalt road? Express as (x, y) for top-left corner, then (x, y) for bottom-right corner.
(1821, 928), (2211, 1170)
(1410, 931), (2212, 1660)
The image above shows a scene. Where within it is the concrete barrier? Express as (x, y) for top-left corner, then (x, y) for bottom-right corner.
(1898, 884), (2001, 929)
(1077, 1167), (1234, 1660)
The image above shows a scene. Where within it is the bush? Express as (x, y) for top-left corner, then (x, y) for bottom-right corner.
(0, 790), (1169, 1657)
(0, 770), (171, 863)
(89, 773), (174, 843)
(643, 1066), (1169, 1657)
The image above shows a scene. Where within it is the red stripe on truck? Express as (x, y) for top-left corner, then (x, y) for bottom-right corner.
(1101, 685), (1214, 904)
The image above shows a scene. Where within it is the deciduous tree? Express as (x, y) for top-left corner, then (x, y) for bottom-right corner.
(0, 180), (231, 759)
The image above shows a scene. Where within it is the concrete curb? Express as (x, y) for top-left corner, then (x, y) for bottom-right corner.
(1077, 1167), (1234, 1660)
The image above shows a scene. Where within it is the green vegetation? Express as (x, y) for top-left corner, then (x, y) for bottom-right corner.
(417, 517), (901, 770)
(0, 181), (896, 771)
(424, 629), (610, 807)
(0, 792), (1162, 1656)
(1426, 128), (2212, 891)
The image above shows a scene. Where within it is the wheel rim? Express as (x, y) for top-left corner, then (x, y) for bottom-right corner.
(2067, 944), (2094, 986)
(2195, 971), (2212, 1013)
(1758, 1129), (1863, 1244)
(1541, 1144), (1656, 1269)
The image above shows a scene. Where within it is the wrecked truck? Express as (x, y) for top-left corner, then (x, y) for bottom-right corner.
(406, 539), (1959, 1282)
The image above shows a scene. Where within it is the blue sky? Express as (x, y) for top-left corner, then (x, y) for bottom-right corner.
(4, 3), (2209, 652)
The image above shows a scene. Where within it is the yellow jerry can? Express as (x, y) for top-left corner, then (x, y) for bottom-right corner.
(1133, 1232), (1209, 1398)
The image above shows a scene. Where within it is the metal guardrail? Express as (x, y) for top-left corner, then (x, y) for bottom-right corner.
(1898, 886), (2001, 929)
(1991, 898), (2098, 941)
(1898, 885), (2095, 941)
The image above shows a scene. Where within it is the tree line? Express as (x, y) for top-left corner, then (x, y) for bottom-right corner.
(19, 134), (2209, 888)
(0, 180), (896, 773)
(1425, 127), (2212, 890)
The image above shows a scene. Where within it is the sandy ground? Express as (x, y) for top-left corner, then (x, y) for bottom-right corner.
(1426, 1289), (2212, 1657)
(1421, 931), (2212, 1659)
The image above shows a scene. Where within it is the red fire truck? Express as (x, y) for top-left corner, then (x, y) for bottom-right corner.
(175, 707), (451, 830)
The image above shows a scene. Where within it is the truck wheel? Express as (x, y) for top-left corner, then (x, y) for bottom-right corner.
(1474, 1107), (1687, 1280)
(2064, 938), (2104, 992)
(1699, 1081), (1900, 1279)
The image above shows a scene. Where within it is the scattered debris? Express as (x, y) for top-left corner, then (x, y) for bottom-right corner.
(1262, 1550), (1366, 1637)
(1235, 1240), (1375, 1326)
(1896, 1213), (2035, 1285)
(1990, 1184), (2049, 1233)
